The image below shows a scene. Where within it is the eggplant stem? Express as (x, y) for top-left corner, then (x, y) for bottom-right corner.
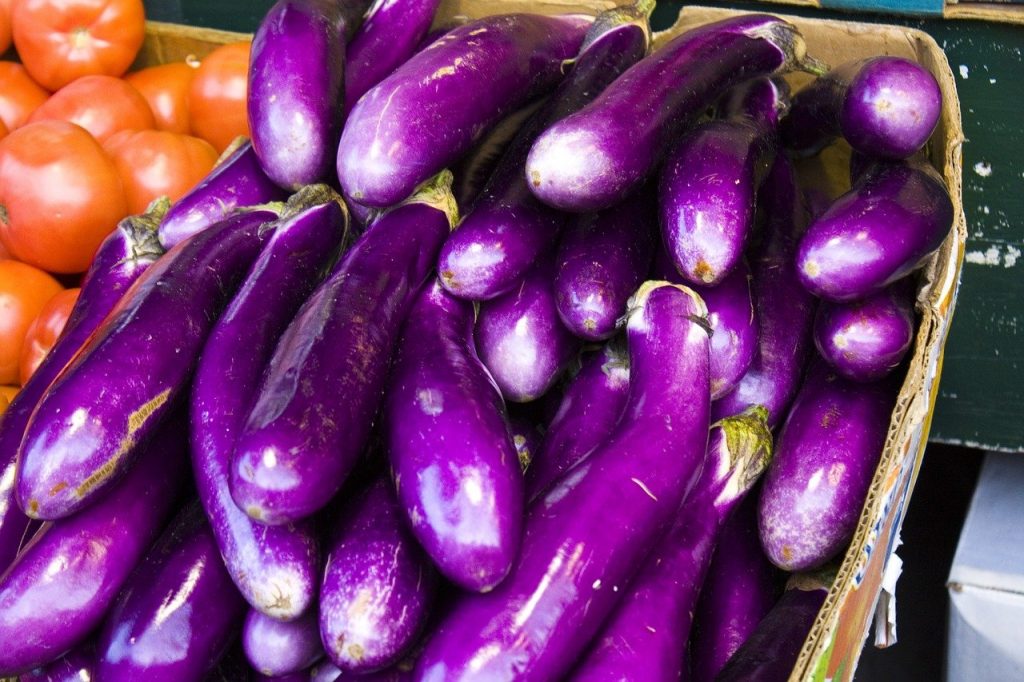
(799, 54), (831, 77)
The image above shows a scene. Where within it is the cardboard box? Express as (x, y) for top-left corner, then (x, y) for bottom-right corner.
(722, 0), (1024, 26)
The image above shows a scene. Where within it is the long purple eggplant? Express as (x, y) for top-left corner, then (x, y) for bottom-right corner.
(415, 281), (711, 681)
(17, 209), (276, 521)
(337, 13), (591, 208)
(436, 2), (653, 301)
(230, 172), (456, 525)
(18, 643), (95, 682)
(526, 14), (820, 213)
(554, 189), (655, 340)
(759, 359), (897, 571)
(385, 279), (524, 591)
(475, 259), (581, 403)
(781, 56), (941, 159)
(243, 609), (323, 677)
(191, 187), (345, 619)
(320, 478), (437, 673)
(797, 160), (953, 302)
(524, 340), (630, 502)
(718, 76), (790, 131)
(0, 202), (166, 572)
(570, 407), (773, 681)
(0, 417), (187, 675)
(159, 140), (287, 249)
(97, 501), (246, 682)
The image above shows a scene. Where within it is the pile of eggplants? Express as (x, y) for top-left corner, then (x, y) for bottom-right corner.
(0, 0), (955, 680)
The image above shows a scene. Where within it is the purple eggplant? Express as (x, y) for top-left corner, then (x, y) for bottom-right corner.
(781, 56), (941, 159)
(17, 209), (275, 521)
(0, 417), (187, 675)
(524, 340), (630, 502)
(230, 172), (456, 525)
(797, 160), (953, 302)
(97, 501), (246, 682)
(191, 188), (345, 619)
(507, 404), (544, 472)
(18, 643), (95, 682)
(717, 567), (835, 681)
(475, 259), (581, 403)
(0, 202), (166, 571)
(159, 140), (287, 249)
(554, 189), (655, 340)
(526, 14), (820, 213)
(337, 13), (591, 208)
(415, 281), (711, 681)
(718, 76), (790, 131)
(814, 279), (915, 383)
(570, 406), (773, 681)
(759, 359), (897, 571)
(320, 478), (437, 673)
(384, 279), (523, 592)
(243, 609), (323, 677)
(437, 3), (653, 301)
(712, 155), (815, 428)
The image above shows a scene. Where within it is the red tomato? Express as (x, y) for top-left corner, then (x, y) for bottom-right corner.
(28, 75), (154, 143)
(125, 61), (198, 135)
(0, 390), (8, 414)
(0, 259), (63, 384)
(0, 120), (128, 273)
(12, 0), (145, 91)
(19, 286), (78, 384)
(0, 0), (12, 55)
(0, 386), (16, 409)
(0, 62), (50, 130)
(0, 117), (7, 141)
(188, 41), (250, 153)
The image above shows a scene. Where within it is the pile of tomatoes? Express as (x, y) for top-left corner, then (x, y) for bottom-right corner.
(0, 0), (251, 409)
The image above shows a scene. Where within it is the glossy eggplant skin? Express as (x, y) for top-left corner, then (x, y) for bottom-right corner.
(320, 478), (437, 673)
(718, 76), (790, 131)
(243, 609), (323, 677)
(0, 204), (166, 572)
(17, 210), (275, 521)
(415, 282), (711, 682)
(337, 13), (591, 208)
(797, 161), (953, 302)
(230, 174), (456, 525)
(158, 140), (287, 249)
(0, 418), (187, 676)
(17, 643), (95, 682)
(191, 189), (345, 619)
(814, 279), (915, 382)
(759, 360), (897, 571)
(474, 259), (581, 403)
(385, 279), (523, 592)
(526, 14), (813, 213)
(97, 502), (246, 682)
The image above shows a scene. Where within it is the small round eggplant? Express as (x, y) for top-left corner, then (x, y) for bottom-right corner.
(243, 609), (323, 677)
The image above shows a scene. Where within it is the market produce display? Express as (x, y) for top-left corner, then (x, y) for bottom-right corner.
(0, 0), (956, 680)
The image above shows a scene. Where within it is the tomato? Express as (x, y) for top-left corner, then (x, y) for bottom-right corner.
(104, 129), (218, 215)
(0, 259), (63, 384)
(12, 0), (145, 91)
(19, 286), (78, 385)
(188, 41), (250, 153)
(0, 0), (12, 56)
(0, 384), (16, 402)
(0, 120), (128, 274)
(0, 62), (50, 131)
(125, 61), (199, 135)
(0, 117), (7, 141)
(28, 75), (154, 143)
(0, 390), (8, 415)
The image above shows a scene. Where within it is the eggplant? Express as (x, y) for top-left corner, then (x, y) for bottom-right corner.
(159, 139), (287, 249)
(526, 14), (820, 213)
(97, 501), (246, 682)
(230, 172), (456, 525)
(337, 13), (591, 208)
(415, 281), (712, 681)
(570, 407), (773, 681)
(718, 76), (790, 131)
(0, 417), (187, 675)
(320, 477), (437, 672)
(17, 209), (276, 521)
(554, 189), (655, 340)
(384, 279), (523, 592)
(507, 404), (545, 472)
(712, 155), (815, 428)
(797, 160), (953, 302)
(191, 187), (345, 619)
(524, 340), (630, 502)
(437, 2), (654, 301)
(243, 609), (323, 677)
(18, 643), (95, 682)
(0, 202), (166, 571)
(814, 279), (915, 382)
(759, 359), (897, 571)
(474, 259), (581, 403)
(717, 567), (835, 681)
(781, 56), (941, 159)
